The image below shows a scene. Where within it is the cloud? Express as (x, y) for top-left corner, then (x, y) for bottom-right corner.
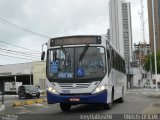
(0, 0), (148, 64)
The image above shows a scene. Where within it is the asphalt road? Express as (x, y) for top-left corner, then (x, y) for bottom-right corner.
(1, 91), (160, 120)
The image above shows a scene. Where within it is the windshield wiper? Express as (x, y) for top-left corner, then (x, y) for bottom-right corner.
(61, 47), (71, 62)
(79, 45), (89, 63)
(61, 47), (72, 73)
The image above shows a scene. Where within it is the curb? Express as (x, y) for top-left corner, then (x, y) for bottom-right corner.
(12, 99), (47, 107)
(126, 89), (160, 98)
(147, 94), (160, 98)
(35, 99), (44, 103)
(25, 100), (36, 105)
(12, 102), (24, 107)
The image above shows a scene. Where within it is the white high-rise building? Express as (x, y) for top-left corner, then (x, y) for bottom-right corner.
(109, 0), (124, 56)
(109, 0), (132, 64)
(122, 2), (133, 64)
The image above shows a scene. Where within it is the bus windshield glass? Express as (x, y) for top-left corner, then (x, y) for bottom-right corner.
(47, 47), (106, 81)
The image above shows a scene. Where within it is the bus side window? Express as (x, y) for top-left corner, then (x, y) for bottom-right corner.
(112, 50), (115, 68)
(124, 61), (126, 73)
(120, 57), (122, 72)
(118, 56), (121, 71)
(107, 49), (111, 74)
(115, 53), (118, 70)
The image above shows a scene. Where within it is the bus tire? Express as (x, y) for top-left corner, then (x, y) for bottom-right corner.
(118, 88), (124, 103)
(104, 89), (114, 110)
(60, 103), (71, 111)
(104, 102), (112, 110)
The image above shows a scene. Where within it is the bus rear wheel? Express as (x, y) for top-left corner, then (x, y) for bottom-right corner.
(60, 103), (71, 111)
(117, 88), (124, 103)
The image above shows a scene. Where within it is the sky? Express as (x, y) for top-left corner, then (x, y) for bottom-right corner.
(0, 0), (149, 65)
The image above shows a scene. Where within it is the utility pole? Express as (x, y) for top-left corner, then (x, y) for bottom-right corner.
(1, 79), (6, 112)
(2, 80), (4, 105)
(30, 71), (32, 85)
(150, 50), (153, 87)
(152, 0), (158, 91)
(127, 61), (130, 89)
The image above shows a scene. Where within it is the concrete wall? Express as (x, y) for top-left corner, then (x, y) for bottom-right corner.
(0, 63), (32, 76)
(130, 67), (147, 88)
(33, 61), (46, 90)
(132, 68), (142, 87)
(0, 62), (47, 90)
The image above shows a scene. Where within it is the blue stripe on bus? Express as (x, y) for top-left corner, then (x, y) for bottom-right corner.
(47, 90), (107, 104)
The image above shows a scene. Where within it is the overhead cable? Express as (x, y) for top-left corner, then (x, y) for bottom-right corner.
(0, 17), (51, 39)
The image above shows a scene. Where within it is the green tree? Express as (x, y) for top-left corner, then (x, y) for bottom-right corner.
(144, 51), (160, 74)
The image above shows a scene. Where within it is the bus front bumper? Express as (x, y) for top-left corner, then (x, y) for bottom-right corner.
(47, 90), (107, 104)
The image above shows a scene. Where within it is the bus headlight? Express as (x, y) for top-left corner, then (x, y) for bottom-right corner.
(93, 85), (106, 94)
(48, 87), (59, 94)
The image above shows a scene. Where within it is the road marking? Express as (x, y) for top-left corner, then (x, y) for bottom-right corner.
(18, 110), (31, 114)
(33, 104), (44, 106)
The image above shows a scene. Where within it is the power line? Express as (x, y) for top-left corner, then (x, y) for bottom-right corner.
(0, 47), (40, 57)
(0, 17), (51, 39)
(0, 49), (40, 59)
(0, 53), (39, 61)
(0, 41), (41, 53)
(0, 43), (41, 55)
(0, 18), (49, 53)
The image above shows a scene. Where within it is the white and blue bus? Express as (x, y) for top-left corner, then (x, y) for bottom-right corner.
(41, 35), (126, 111)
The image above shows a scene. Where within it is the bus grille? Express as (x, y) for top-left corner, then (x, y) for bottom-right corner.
(60, 93), (91, 96)
(58, 83), (91, 89)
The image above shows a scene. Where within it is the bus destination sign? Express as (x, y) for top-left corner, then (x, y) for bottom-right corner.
(50, 36), (101, 47)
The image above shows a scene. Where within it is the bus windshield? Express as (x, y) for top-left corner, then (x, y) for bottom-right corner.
(47, 46), (106, 82)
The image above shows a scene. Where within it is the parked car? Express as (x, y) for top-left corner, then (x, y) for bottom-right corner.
(18, 85), (40, 99)
(35, 86), (46, 95)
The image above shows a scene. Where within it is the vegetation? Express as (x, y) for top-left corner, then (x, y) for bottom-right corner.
(144, 51), (160, 74)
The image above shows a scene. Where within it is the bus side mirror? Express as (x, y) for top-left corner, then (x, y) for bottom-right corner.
(41, 43), (47, 61)
(41, 51), (45, 61)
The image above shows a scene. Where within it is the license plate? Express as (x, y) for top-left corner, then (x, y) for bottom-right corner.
(70, 98), (80, 102)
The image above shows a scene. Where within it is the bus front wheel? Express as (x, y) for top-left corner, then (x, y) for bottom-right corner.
(60, 103), (71, 111)
(104, 89), (114, 110)
(104, 102), (112, 110)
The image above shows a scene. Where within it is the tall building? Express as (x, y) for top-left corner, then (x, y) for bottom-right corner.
(109, 0), (132, 64)
(122, 2), (133, 64)
(148, 0), (160, 51)
(109, 0), (124, 56)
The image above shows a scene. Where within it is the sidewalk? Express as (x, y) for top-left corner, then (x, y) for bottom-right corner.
(126, 88), (160, 113)
(126, 88), (160, 98)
